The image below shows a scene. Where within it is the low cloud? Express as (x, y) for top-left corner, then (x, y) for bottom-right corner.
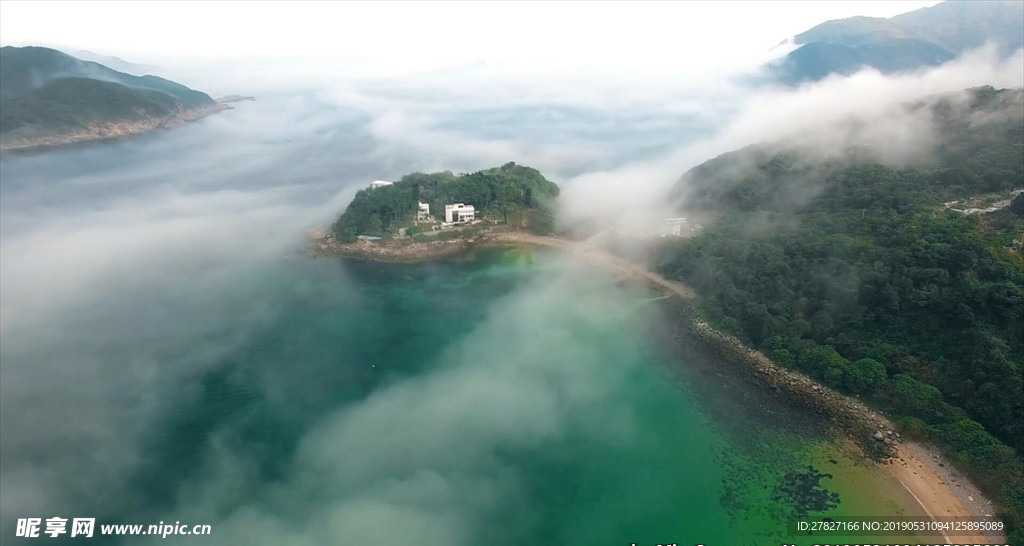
(156, 264), (650, 545)
(557, 44), (1024, 234)
(1, 28), (1021, 543)
(0, 96), (370, 531)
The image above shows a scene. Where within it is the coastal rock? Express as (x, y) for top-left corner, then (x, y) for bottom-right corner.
(0, 102), (229, 152)
(665, 296), (899, 459)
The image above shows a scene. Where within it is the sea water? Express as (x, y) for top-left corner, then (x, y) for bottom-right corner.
(102, 248), (921, 545)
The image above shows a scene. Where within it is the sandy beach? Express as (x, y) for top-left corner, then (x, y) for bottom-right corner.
(886, 442), (1004, 543)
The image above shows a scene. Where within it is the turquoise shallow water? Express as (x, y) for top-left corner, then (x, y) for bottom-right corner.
(95, 247), (920, 545)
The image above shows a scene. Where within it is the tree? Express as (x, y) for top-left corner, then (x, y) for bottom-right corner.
(845, 358), (887, 393)
(797, 345), (847, 376)
(368, 214), (383, 235)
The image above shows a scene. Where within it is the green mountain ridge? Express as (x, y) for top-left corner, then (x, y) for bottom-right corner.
(775, 39), (954, 83)
(0, 46), (213, 106)
(2, 77), (186, 135)
(769, 1), (1024, 84)
(0, 46), (221, 151)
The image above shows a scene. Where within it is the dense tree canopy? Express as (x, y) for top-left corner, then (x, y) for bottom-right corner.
(0, 46), (216, 143)
(331, 162), (559, 240)
(657, 86), (1024, 540)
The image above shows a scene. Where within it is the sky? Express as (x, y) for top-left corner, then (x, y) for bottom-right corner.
(1, 1), (940, 78)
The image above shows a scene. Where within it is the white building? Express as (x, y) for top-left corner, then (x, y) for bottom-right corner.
(416, 201), (431, 222)
(445, 203), (475, 224)
(369, 180), (393, 189)
(660, 217), (689, 237)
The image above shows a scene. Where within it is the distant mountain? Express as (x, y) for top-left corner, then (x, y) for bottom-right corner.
(767, 1), (1024, 84)
(66, 49), (161, 77)
(0, 46), (225, 152)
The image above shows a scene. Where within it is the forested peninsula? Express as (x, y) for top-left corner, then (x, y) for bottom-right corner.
(656, 86), (1024, 541)
(0, 46), (227, 152)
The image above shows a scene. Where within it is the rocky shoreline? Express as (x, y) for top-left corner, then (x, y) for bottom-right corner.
(0, 102), (231, 153)
(308, 228), (535, 263)
(216, 95), (256, 104)
(665, 297), (900, 458)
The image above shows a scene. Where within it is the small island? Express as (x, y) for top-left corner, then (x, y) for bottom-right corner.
(313, 162), (561, 261)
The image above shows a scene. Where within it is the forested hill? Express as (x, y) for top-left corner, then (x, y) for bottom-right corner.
(0, 46), (214, 107)
(674, 86), (1023, 215)
(657, 86), (1024, 540)
(0, 46), (221, 151)
(331, 162), (560, 240)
